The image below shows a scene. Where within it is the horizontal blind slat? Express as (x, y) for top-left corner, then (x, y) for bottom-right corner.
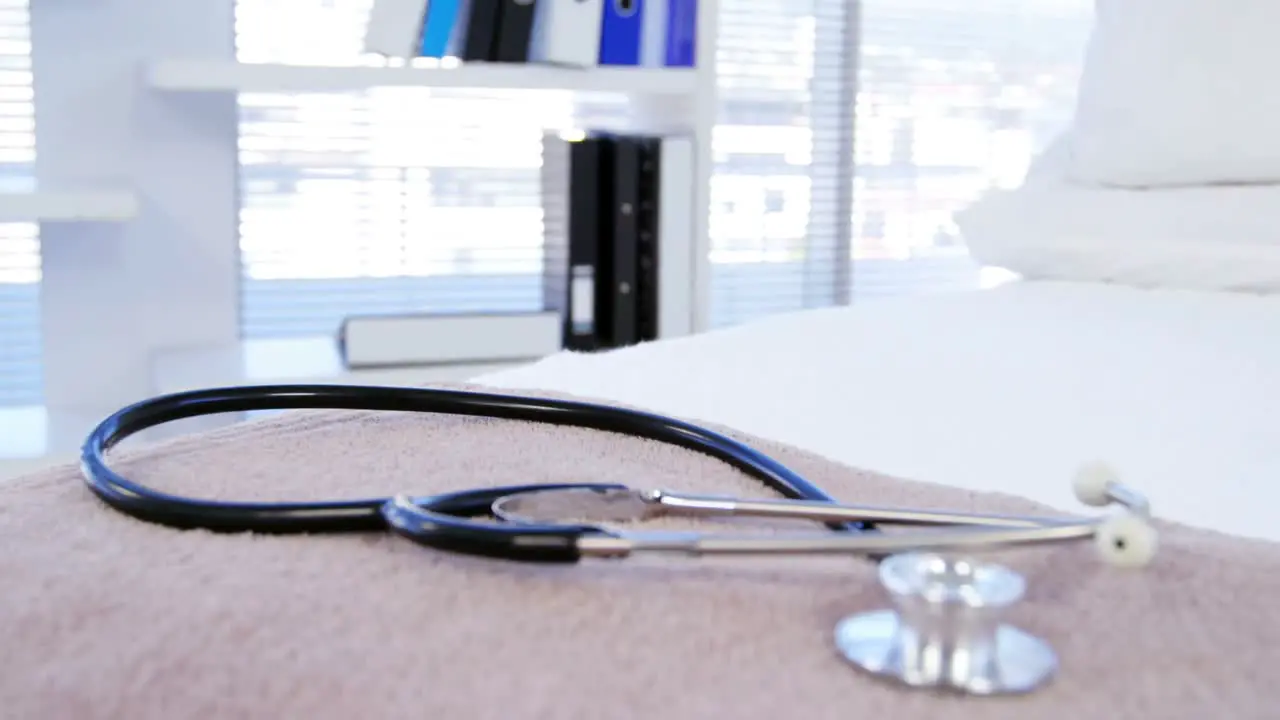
(712, 0), (838, 322)
(235, 0), (1094, 336)
(236, 0), (563, 338)
(843, 0), (1092, 302)
(0, 0), (38, 406)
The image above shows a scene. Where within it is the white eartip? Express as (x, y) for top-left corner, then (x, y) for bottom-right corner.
(1094, 514), (1159, 569)
(1073, 461), (1119, 507)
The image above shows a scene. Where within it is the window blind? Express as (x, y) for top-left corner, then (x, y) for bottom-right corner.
(709, 0), (856, 327)
(235, 0), (860, 337)
(0, 0), (38, 407)
(236, 0), (633, 339)
(236, 0), (1095, 339)
(846, 0), (1094, 302)
(713, 0), (1094, 326)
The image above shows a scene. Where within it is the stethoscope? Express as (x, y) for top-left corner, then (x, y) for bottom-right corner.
(80, 384), (1160, 697)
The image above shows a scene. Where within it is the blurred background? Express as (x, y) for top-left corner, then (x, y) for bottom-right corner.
(0, 0), (1094, 463)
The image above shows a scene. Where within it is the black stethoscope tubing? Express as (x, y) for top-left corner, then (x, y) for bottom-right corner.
(81, 384), (868, 539)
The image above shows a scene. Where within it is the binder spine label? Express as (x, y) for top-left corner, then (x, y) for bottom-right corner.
(570, 265), (596, 333)
(639, 0), (668, 66)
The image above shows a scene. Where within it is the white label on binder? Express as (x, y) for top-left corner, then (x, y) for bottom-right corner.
(570, 265), (596, 332)
(640, 0), (669, 66)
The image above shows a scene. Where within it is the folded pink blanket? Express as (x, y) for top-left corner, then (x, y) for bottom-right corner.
(1, 387), (1276, 719)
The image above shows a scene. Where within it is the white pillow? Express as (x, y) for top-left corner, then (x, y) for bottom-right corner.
(1068, 0), (1280, 188)
(958, 139), (1280, 293)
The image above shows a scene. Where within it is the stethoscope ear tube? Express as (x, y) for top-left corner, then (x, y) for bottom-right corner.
(79, 454), (388, 535)
(79, 384), (868, 536)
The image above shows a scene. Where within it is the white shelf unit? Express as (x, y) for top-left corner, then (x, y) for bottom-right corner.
(0, 190), (137, 222)
(146, 58), (701, 95)
(25, 0), (720, 421)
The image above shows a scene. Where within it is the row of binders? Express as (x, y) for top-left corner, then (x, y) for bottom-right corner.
(365, 0), (697, 68)
(338, 130), (693, 368)
(544, 131), (692, 350)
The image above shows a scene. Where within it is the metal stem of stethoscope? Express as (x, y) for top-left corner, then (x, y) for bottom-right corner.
(394, 461), (1157, 697)
(573, 519), (1098, 557)
(490, 462), (1159, 697)
(492, 462), (1158, 569)
(626, 491), (1065, 527)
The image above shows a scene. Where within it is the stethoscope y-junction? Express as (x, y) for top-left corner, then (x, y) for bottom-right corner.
(80, 384), (1159, 697)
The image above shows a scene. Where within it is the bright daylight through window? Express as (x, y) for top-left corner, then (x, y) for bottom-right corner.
(0, 0), (38, 408)
(0, 0), (1095, 408)
(231, 0), (1093, 339)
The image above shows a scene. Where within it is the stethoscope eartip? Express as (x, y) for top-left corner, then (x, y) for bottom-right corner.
(1070, 461), (1158, 568)
(1094, 514), (1159, 569)
(1072, 461), (1121, 507)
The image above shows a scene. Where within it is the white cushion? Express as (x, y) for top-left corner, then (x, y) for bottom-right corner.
(958, 137), (1280, 292)
(1068, 0), (1280, 188)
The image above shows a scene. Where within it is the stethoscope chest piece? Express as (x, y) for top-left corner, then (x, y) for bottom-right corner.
(834, 552), (1057, 696)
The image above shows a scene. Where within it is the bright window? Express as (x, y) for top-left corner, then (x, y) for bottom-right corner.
(0, 0), (38, 407)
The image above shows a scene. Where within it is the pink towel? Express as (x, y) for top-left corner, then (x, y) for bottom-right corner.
(1, 386), (1277, 719)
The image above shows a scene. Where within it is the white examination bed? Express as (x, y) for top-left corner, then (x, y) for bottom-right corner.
(475, 280), (1280, 543)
